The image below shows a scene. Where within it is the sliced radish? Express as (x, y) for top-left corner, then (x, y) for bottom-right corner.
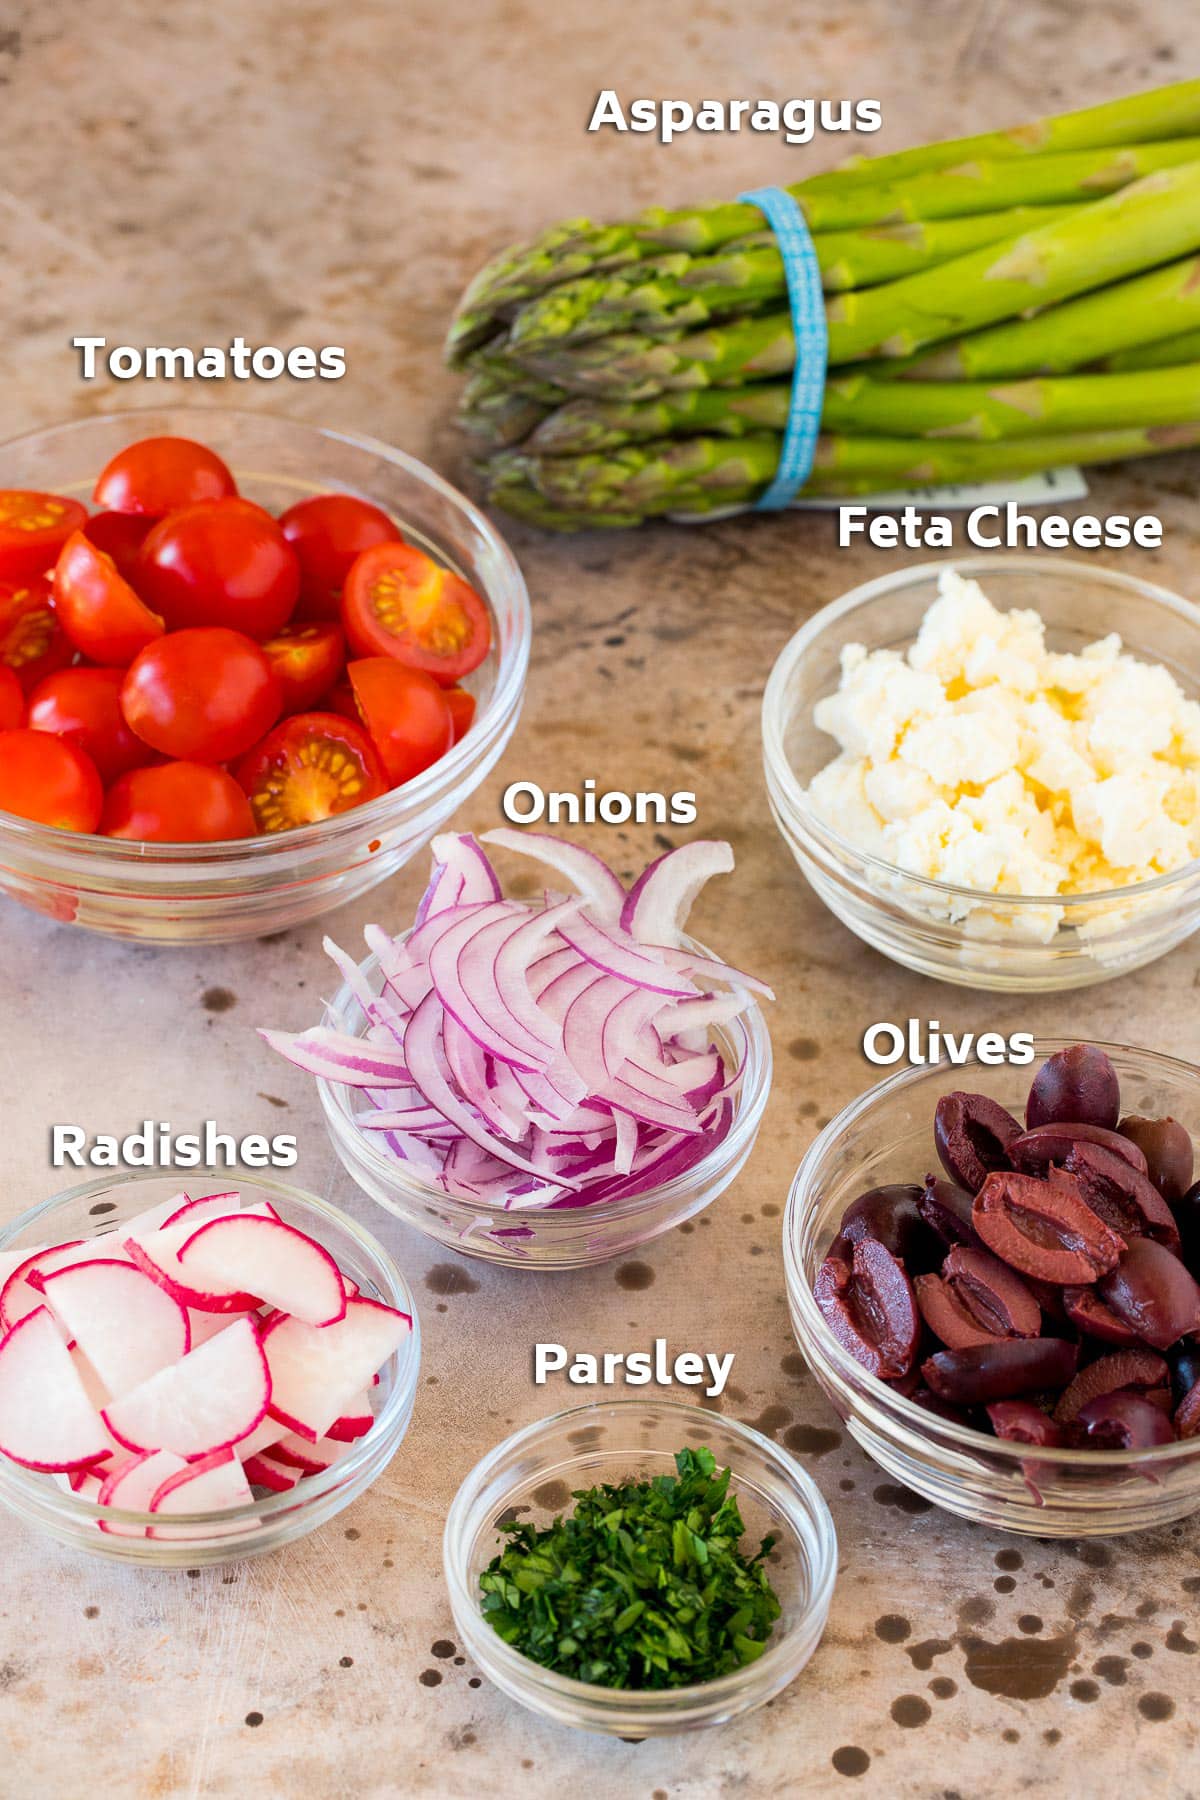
(55, 1468), (105, 1501)
(262, 1297), (410, 1441)
(102, 1317), (270, 1459)
(39, 1258), (190, 1397)
(269, 1429), (349, 1474)
(242, 1452), (298, 1492)
(0, 1308), (111, 1471)
(1, 1241), (84, 1331)
(187, 1307), (257, 1348)
(96, 1449), (189, 1536)
(159, 1191), (243, 1230)
(0, 1245), (44, 1287)
(326, 1391), (374, 1442)
(124, 1197), (281, 1313)
(148, 1446), (255, 1539)
(177, 1215), (346, 1328)
(233, 1411), (291, 1461)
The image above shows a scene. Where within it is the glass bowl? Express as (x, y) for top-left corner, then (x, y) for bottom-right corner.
(316, 941), (773, 1269)
(0, 1170), (421, 1565)
(762, 556), (1200, 992)
(443, 1398), (837, 1736)
(783, 1039), (1200, 1537)
(0, 409), (531, 943)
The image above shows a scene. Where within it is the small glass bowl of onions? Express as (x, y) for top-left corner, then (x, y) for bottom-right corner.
(0, 1172), (421, 1566)
(287, 833), (774, 1269)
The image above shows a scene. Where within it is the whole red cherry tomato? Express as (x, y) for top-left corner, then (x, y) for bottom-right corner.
(54, 531), (165, 666)
(260, 620), (345, 714)
(102, 761), (256, 842)
(122, 627), (282, 762)
(92, 436), (237, 517)
(279, 493), (403, 622)
(138, 500), (300, 637)
(0, 666), (24, 730)
(347, 657), (453, 788)
(0, 492), (88, 583)
(236, 712), (387, 831)
(340, 542), (490, 685)
(0, 729), (103, 831)
(444, 686), (477, 744)
(28, 666), (157, 784)
(0, 579), (74, 692)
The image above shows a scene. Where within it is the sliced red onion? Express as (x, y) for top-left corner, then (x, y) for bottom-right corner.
(258, 1027), (411, 1087)
(556, 910), (698, 999)
(620, 840), (733, 946)
(422, 833), (502, 918)
(481, 828), (625, 923)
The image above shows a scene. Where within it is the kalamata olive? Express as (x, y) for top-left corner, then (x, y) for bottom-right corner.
(910, 1386), (975, 1427)
(1176, 1181), (1200, 1275)
(1010, 1122), (1147, 1178)
(973, 1169), (1124, 1285)
(1026, 1045), (1120, 1132)
(918, 1174), (980, 1249)
(1175, 1378), (1200, 1439)
(1170, 1340), (1200, 1407)
(814, 1238), (919, 1380)
(934, 1091), (1022, 1193)
(986, 1399), (1063, 1447)
(1053, 1348), (1170, 1424)
(831, 1183), (942, 1274)
(1074, 1391), (1176, 1450)
(1096, 1238), (1200, 1351)
(1062, 1285), (1143, 1347)
(1117, 1116), (1194, 1205)
(1063, 1140), (1181, 1254)
(921, 1336), (1079, 1405)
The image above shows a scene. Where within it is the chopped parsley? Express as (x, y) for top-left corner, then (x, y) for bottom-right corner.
(479, 1446), (781, 1689)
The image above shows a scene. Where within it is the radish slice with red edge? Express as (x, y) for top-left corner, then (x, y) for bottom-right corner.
(101, 1316), (270, 1459)
(148, 1446), (255, 1539)
(39, 1258), (191, 1396)
(97, 1448), (189, 1536)
(0, 1308), (112, 1472)
(261, 1297), (410, 1442)
(176, 1215), (346, 1328)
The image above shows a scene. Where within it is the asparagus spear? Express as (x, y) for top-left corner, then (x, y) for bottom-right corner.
(1100, 328), (1200, 371)
(522, 365), (1200, 453)
(895, 253), (1200, 378)
(486, 423), (1200, 528)
(446, 82), (1200, 358)
(507, 208), (1078, 351)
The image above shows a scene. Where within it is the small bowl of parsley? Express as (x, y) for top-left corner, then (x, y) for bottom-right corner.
(443, 1399), (837, 1736)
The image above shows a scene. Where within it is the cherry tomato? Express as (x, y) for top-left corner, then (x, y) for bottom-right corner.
(347, 657), (453, 788)
(101, 761), (255, 842)
(0, 578), (74, 692)
(0, 729), (103, 831)
(236, 712), (387, 832)
(340, 542), (491, 685)
(138, 501), (300, 637)
(122, 628), (282, 763)
(28, 667), (156, 784)
(0, 492), (89, 583)
(0, 666), (24, 730)
(92, 436), (237, 517)
(54, 531), (165, 666)
(445, 686), (477, 744)
(82, 510), (154, 583)
(261, 621), (345, 714)
(279, 494), (404, 622)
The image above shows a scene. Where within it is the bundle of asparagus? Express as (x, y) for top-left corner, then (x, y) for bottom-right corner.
(444, 80), (1200, 529)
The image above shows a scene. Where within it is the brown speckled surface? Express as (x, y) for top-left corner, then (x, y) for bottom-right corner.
(2, 2), (1199, 1793)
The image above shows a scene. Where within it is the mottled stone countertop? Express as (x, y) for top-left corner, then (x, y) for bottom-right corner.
(1, 1), (1198, 1794)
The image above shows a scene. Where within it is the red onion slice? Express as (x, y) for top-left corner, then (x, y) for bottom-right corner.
(556, 911), (698, 999)
(481, 828), (625, 923)
(620, 840), (734, 946)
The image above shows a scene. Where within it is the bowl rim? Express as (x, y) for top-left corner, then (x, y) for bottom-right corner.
(442, 1395), (838, 1714)
(762, 553), (1200, 910)
(784, 1035), (1200, 1470)
(314, 932), (774, 1229)
(0, 407), (531, 862)
(0, 1168), (421, 1531)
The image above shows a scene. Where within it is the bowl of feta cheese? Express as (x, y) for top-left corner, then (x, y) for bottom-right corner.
(762, 557), (1200, 990)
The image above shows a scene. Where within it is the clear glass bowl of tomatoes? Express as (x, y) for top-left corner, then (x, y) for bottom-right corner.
(0, 411), (530, 942)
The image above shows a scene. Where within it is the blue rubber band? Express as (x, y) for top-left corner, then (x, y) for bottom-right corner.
(736, 185), (828, 510)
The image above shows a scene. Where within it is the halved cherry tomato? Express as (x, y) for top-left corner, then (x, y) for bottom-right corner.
(261, 620), (345, 714)
(0, 578), (74, 692)
(236, 712), (387, 832)
(0, 666), (24, 730)
(122, 627), (282, 762)
(445, 686), (476, 744)
(0, 492), (88, 583)
(28, 667), (157, 784)
(340, 542), (491, 685)
(347, 657), (453, 788)
(101, 761), (255, 842)
(82, 510), (154, 583)
(279, 494), (404, 622)
(0, 729), (103, 831)
(54, 531), (165, 666)
(138, 501), (300, 637)
(93, 436), (237, 518)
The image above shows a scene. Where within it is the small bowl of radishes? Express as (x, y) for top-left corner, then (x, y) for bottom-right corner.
(0, 1172), (420, 1564)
